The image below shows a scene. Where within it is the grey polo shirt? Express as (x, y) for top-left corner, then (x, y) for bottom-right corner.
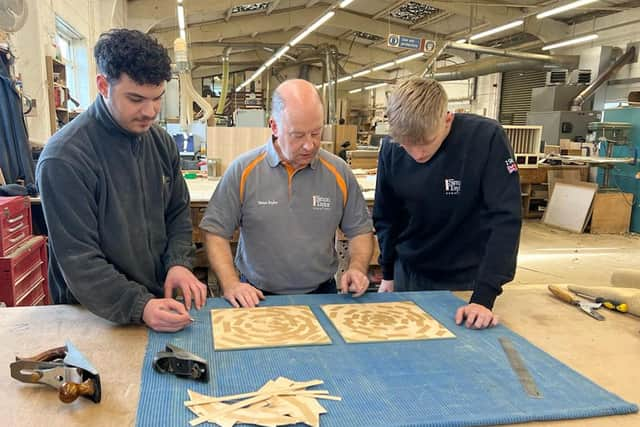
(200, 137), (372, 294)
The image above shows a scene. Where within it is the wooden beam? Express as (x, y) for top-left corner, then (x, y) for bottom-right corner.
(267, 0), (281, 16)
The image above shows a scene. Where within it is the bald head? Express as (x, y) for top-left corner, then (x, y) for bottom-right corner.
(269, 79), (325, 169)
(271, 79), (323, 129)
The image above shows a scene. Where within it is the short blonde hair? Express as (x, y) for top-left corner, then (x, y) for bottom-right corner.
(387, 78), (448, 145)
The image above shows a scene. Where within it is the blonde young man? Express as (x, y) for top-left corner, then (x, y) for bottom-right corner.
(201, 79), (374, 308)
(373, 78), (522, 329)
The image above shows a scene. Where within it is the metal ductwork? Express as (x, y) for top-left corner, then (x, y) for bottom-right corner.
(448, 41), (577, 65)
(431, 56), (577, 82)
(423, 41), (579, 81)
(570, 46), (637, 111)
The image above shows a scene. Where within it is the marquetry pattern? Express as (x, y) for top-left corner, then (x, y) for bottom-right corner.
(321, 301), (455, 343)
(211, 305), (331, 350)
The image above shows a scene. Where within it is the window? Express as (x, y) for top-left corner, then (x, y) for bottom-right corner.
(55, 17), (90, 110)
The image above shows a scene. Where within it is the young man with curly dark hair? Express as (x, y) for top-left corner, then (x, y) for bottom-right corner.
(36, 29), (207, 332)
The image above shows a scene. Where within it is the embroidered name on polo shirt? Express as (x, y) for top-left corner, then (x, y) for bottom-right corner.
(257, 200), (279, 206)
(312, 195), (332, 209)
(444, 178), (461, 196)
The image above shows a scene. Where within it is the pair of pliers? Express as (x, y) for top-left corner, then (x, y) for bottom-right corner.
(548, 285), (604, 321)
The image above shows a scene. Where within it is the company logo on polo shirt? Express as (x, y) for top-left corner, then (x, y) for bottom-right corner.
(312, 195), (331, 210)
(444, 178), (461, 196)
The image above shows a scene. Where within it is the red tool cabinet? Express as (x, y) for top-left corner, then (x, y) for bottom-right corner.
(0, 197), (49, 307)
(0, 196), (32, 256)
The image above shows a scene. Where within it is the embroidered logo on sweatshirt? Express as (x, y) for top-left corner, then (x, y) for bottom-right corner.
(505, 158), (518, 174)
(444, 178), (461, 196)
(312, 195), (332, 210)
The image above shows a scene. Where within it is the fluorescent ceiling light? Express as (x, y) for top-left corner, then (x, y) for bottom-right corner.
(349, 88), (363, 94)
(337, 75), (353, 83)
(469, 20), (523, 41)
(264, 56), (278, 67)
(365, 83), (387, 90)
(455, 39), (466, 44)
(537, 0), (598, 19)
(373, 61), (395, 71)
(395, 52), (424, 64)
(352, 69), (372, 78)
(339, 0), (355, 7)
(177, 5), (185, 29)
(290, 11), (335, 46)
(179, 29), (186, 40)
(274, 45), (290, 59)
(542, 34), (598, 50)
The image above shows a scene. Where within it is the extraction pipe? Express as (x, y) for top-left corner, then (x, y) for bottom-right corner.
(570, 46), (637, 111)
(216, 47), (231, 115)
(447, 41), (577, 65)
(423, 41), (579, 81)
(431, 56), (577, 81)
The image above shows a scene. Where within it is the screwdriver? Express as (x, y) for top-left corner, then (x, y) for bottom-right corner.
(573, 292), (628, 313)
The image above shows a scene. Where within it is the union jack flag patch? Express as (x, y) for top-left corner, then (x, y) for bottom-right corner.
(505, 158), (518, 174)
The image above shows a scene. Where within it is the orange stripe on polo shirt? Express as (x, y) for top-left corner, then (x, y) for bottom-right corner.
(239, 152), (267, 203)
(319, 157), (347, 207)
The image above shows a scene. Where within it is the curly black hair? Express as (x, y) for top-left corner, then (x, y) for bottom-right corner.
(94, 28), (172, 85)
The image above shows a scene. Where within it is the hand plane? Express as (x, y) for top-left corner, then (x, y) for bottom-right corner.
(153, 343), (208, 382)
(10, 341), (101, 403)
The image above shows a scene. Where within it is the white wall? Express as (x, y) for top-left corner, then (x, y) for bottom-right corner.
(10, 0), (126, 144)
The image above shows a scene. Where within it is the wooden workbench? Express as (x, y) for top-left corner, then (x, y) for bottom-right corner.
(0, 285), (638, 427)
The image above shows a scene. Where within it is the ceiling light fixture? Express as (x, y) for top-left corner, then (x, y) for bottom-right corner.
(395, 52), (425, 64)
(365, 83), (387, 90)
(349, 88), (363, 94)
(290, 11), (335, 46)
(177, 5), (185, 30)
(542, 34), (598, 50)
(337, 75), (353, 83)
(537, 0), (598, 19)
(373, 61), (395, 71)
(352, 69), (372, 78)
(236, 1), (350, 92)
(455, 38), (466, 44)
(469, 20), (523, 41)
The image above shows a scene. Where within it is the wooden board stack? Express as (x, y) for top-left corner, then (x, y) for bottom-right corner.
(184, 377), (341, 427)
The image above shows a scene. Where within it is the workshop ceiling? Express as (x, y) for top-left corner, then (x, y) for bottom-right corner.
(127, 0), (639, 84)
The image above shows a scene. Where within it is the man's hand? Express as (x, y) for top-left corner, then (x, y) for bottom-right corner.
(223, 281), (265, 308)
(142, 298), (193, 332)
(377, 279), (394, 293)
(340, 269), (369, 297)
(164, 265), (208, 310)
(455, 303), (499, 329)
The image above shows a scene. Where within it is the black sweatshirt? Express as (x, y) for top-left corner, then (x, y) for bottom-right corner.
(372, 113), (522, 309)
(36, 95), (193, 324)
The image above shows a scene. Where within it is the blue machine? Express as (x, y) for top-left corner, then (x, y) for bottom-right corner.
(598, 107), (640, 232)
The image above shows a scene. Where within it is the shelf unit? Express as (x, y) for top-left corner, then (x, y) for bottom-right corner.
(45, 56), (71, 134)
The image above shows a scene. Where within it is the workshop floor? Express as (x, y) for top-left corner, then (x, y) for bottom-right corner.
(511, 220), (640, 288)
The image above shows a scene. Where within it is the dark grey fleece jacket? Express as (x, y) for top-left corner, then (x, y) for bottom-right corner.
(36, 95), (193, 324)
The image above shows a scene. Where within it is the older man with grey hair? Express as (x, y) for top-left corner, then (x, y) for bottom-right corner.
(201, 79), (373, 308)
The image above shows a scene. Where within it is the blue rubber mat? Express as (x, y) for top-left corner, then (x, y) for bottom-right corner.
(136, 291), (638, 426)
